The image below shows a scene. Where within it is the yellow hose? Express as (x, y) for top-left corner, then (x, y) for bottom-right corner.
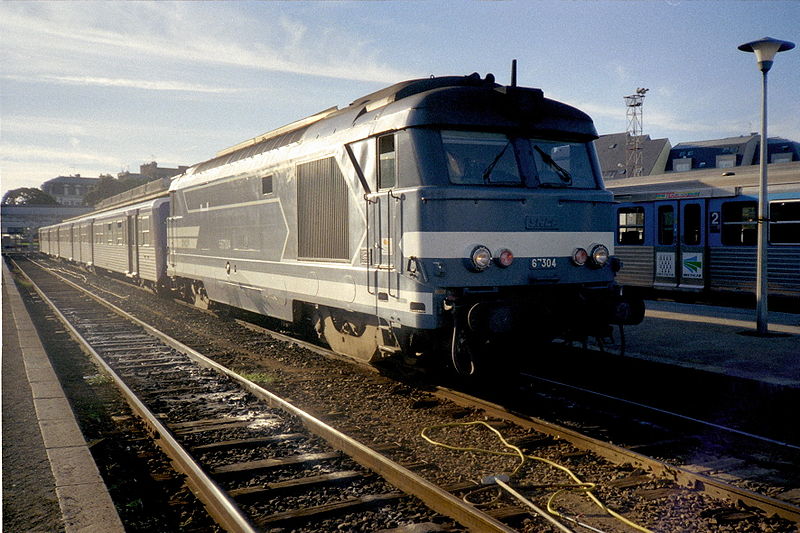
(421, 421), (653, 533)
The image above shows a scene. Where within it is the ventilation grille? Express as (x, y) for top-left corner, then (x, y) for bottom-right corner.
(297, 157), (349, 261)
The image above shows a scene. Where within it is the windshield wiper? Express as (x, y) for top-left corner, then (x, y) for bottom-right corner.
(534, 145), (572, 185)
(481, 142), (510, 184)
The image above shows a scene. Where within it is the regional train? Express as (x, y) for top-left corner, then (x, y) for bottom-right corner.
(607, 161), (800, 298)
(39, 72), (644, 375)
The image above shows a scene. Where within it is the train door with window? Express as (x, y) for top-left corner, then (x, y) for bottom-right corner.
(653, 199), (706, 289)
(653, 201), (678, 288)
(127, 210), (139, 277)
(678, 200), (705, 289)
(367, 133), (402, 309)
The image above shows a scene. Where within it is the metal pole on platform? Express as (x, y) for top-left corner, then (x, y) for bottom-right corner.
(737, 37), (795, 335)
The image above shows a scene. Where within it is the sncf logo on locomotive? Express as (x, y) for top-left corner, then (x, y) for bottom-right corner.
(524, 215), (557, 230)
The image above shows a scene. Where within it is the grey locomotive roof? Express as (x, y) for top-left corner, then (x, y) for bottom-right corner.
(189, 73), (598, 177)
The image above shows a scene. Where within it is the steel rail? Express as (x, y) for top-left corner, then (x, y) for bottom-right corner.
(435, 387), (800, 524)
(522, 372), (800, 451)
(17, 258), (516, 533)
(11, 259), (258, 533)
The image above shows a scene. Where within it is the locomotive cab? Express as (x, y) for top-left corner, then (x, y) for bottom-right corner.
(346, 79), (644, 372)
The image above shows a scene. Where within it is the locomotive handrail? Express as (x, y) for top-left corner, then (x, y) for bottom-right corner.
(420, 195), (528, 203)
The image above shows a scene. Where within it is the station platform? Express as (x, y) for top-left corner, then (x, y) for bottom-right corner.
(2, 261), (124, 532)
(623, 299), (800, 388)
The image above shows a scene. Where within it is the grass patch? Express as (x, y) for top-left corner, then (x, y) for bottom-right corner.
(84, 373), (113, 386)
(235, 370), (278, 385)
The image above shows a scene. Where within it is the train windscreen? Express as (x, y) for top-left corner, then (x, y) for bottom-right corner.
(439, 130), (598, 189)
(529, 139), (597, 189)
(442, 131), (522, 186)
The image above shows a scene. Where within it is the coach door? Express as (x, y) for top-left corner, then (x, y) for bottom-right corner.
(127, 212), (139, 277)
(678, 200), (705, 290)
(653, 199), (706, 289)
(653, 201), (678, 288)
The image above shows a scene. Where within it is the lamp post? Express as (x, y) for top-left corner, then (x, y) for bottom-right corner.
(737, 37), (795, 336)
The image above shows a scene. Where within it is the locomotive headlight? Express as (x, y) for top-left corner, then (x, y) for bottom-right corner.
(589, 244), (610, 267)
(572, 248), (588, 266)
(469, 245), (493, 271)
(495, 248), (514, 268)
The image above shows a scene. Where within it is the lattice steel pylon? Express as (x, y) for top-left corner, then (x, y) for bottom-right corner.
(624, 88), (649, 177)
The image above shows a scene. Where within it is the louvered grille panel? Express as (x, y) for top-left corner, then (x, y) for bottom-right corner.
(297, 157), (349, 261)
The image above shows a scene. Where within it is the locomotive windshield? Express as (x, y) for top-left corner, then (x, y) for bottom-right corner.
(529, 139), (597, 189)
(440, 130), (599, 189)
(442, 131), (522, 185)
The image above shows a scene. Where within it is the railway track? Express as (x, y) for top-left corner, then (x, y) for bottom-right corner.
(11, 255), (800, 532)
(11, 257), (519, 532)
(221, 302), (800, 526)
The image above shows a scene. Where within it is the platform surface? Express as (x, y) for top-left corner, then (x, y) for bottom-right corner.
(2, 261), (124, 533)
(623, 299), (800, 388)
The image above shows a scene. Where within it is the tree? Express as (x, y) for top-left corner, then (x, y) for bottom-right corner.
(1, 188), (59, 206)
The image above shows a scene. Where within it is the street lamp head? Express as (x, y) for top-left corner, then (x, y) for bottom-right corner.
(739, 37), (795, 73)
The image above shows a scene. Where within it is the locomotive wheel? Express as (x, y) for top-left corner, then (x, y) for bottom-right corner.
(191, 283), (211, 310)
(317, 308), (381, 363)
(450, 326), (476, 376)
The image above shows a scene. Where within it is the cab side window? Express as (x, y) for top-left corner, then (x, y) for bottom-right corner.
(378, 134), (396, 190)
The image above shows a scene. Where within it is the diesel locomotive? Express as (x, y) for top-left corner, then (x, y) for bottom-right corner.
(40, 73), (644, 374)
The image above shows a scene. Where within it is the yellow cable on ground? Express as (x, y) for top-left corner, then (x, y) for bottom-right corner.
(421, 421), (653, 533)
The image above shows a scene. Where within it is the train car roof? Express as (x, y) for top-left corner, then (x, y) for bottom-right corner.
(39, 196), (169, 231)
(183, 73), (598, 179)
(607, 161), (800, 201)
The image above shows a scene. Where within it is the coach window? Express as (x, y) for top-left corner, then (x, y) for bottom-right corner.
(770, 200), (800, 244)
(378, 134), (396, 189)
(617, 207), (645, 245)
(721, 201), (757, 245)
(658, 205), (674, 245)
(140, 216), (151, 246)
(262, 174), (273, 195)
(683, 204), (701, 245)
(107, 223), (113, 245)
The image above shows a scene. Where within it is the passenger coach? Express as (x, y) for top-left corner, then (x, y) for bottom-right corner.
(39, 197), (169, 291)
(608, 161), (800, 297)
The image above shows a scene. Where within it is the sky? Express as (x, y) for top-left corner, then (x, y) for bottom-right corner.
(2, 0), (799, 195)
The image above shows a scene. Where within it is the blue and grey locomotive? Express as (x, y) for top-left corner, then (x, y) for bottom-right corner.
(166, 73), (642, 372)
(41, 73), (644, 374)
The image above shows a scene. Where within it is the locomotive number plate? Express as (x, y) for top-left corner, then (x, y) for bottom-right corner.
(531, 257), (557, 269)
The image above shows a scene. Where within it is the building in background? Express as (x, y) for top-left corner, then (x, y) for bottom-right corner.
(666, 135), (799, 172)
(1, 204), (91, 251)
(117, 161), (189, 181)
(597, 133), (799, 179)
(40, 175), (99, 206)
(596, 133), (671, 180)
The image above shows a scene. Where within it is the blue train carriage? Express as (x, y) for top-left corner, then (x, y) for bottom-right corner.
(167, 73), (643, 372)
(608, 161), (800, 297)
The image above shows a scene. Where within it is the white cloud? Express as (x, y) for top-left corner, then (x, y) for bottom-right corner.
(1, 143), (122, 167)
(0, 3), (414, 85)
(43, 75), (239, 94)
